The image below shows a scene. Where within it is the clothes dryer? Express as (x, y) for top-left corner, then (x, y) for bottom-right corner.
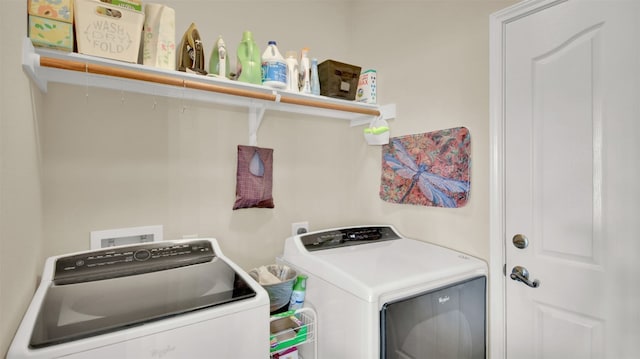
(279, 225), (487, 359)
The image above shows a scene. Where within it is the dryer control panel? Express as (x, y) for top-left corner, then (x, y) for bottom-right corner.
(301, 226), (400, 251)
(53, 239), (215, 285)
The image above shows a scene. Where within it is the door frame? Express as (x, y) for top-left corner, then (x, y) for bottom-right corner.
(488, 1), (567, 358)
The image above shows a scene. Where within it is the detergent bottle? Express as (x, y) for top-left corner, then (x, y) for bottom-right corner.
(236, 31), (262, 85)
(285, 50), (299, 92)
(261, 41), (287, 89)
(209, 35), (230, 78)
(298, 48), (311, 93)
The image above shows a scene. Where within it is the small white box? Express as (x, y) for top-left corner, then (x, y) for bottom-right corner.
(273, 346), (298, 359)
(356, 69), (377, 104)
(74, 0), (144, 63)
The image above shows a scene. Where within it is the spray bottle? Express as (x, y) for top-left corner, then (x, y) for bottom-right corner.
(288, 274), (308, 310)
(310, 58), (320, 95)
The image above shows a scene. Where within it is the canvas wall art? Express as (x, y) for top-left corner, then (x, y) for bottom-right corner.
(380, 127), (471, 208)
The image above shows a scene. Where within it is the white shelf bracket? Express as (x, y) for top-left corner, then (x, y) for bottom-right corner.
(22, 38), (47, 92)
(380, 103), (397, 122)
(248, 105), (267, 146)
(348, 103), (396, 127)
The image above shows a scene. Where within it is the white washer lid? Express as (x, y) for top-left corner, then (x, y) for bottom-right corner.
(282, 225), (487, 303)
(23, 239), (266, 349)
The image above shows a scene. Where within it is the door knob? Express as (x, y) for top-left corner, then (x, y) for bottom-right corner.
(510, 266), (540, 288)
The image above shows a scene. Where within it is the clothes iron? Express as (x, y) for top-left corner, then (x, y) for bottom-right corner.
(177, 23), (207, 75)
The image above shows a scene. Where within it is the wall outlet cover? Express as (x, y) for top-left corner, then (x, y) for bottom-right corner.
(90, 225), (163, 249)
(291, 222), (309, 237)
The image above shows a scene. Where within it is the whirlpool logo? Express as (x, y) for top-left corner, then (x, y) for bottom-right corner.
(438, 295), (450, 304)
(151, 345), (176, 358)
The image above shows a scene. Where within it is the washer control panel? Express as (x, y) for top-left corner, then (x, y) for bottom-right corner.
(53, 239), (215, 285)
(301, 226), (400, 251)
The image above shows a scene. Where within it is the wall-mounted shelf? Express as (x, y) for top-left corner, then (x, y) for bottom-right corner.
(22, 38), (395, 145)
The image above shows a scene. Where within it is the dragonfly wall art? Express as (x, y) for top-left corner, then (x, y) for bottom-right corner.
(380, 127), (471, 208)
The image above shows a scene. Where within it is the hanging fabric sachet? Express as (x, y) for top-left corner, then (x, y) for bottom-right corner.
(233, 145), (274, 210)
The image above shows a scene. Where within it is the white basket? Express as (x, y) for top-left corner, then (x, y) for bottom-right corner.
(249, 264), (297, 312)
(364, 117), (390, 145)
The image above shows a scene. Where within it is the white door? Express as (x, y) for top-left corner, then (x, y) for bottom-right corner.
(504, 1), (640, 358)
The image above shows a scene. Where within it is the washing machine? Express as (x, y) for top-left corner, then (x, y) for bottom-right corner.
(279, 225), (487, 359)
(8, 238), (270, 358)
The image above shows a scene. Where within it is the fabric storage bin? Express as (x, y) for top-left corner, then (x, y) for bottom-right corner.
(28, 0), (74, 51)
(28, 15), (74, 51)
(318, 60), (361, 100)
(74, 0), (144, 62)
(28, 0), (74, 23)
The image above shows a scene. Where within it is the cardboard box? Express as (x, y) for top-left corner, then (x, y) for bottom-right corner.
(28, 15), (74, 52)
(28, 0), (74, 23)
(272, 346), (299, 359)
(74, 0), (144, 63)
(270, 315), (308, 353)
(356, 69), (377, 104)
(318, 60), (361, 101)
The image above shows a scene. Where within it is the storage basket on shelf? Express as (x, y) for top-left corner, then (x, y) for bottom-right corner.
(318, 60), (361, 100)
(74, 0), (144, 63)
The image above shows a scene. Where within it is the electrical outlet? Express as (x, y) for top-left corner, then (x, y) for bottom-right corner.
(291, 221), (309, 237)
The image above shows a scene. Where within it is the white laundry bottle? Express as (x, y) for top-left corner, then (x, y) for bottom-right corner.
(298, 48), (311, 93)
(285, 50), (299, 92)
(261, 41), (287, 89)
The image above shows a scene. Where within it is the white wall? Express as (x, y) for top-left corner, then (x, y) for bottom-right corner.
(1, 0), (513, 356)
(348, 1), (509, 258)
(1, 0), (44, 355)
(40, 0), (359, 269)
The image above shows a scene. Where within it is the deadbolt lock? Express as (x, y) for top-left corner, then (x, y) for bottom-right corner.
(512, 234), (529, 249)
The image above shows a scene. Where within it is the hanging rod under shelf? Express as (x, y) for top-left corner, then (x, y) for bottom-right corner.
(36, 56), (382, 118)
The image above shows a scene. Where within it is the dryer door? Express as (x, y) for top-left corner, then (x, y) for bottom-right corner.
(380, 276), (486, 359)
